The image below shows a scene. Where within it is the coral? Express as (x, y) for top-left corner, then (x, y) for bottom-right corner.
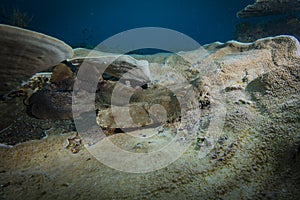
(0, 24), (73, 92)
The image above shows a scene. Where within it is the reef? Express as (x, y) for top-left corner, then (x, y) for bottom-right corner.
(0, 25), (299, 199)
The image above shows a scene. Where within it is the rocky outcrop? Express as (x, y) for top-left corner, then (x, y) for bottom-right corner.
(236, 16), (300, 42)
(237, 0), (300, 18)
(69, 48), (150, 83)
(50, 63), (74, 91)
(26, 90), (73, 120)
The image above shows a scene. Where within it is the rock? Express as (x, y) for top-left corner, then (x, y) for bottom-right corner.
(0, 98), (24, 131)
(95, 81), (181, 129)
(91, 35), (299, 132)
(69, 48), (150, 84)
(237, 0), (300, 18)
(21, 35), (300, 128)
(236, 16), (300, 42)
(196, 36), (299, 86)
(50, 63), (74, 90)
(95, 80), (136, 107)
(96, 103), (153, 129)
(26, 90), (73, 119)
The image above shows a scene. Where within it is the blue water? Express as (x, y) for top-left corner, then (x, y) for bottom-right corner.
(1, 0), (253, 47)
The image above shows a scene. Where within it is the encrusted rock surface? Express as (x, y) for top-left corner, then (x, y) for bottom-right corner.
(26, 90), (73, 120)
(237, 0), (300, 18)
(50, 63), (74, 91)
(236, 16), (300, 42)
(69, 49), (150, 83)
(0, 35), (299, 199)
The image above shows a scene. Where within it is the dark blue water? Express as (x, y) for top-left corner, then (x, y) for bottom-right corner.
(1, 0), (253, 48)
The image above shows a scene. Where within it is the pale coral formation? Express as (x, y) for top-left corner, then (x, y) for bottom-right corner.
(0, 24), (73, 92)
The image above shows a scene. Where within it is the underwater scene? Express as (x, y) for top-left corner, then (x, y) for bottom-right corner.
(0, 0), (300, 199)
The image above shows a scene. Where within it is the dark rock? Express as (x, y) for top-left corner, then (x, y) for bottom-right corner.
(27, 90), (73, 120)
(237, 0), (300, 18)
(50, 63), (74, 91)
